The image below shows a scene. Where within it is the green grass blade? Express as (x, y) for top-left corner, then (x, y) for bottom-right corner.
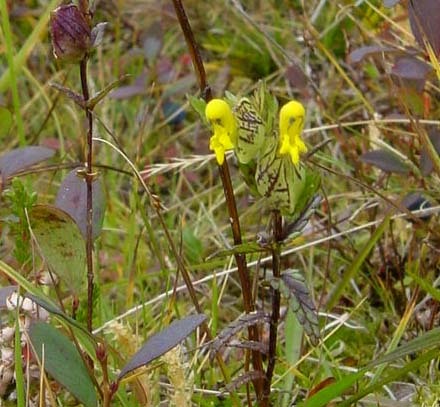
(15, 300), (26, 407)
(340, 347), (439, 406)
(326, 215), (390, 310)
(0, 0), (59, 93)
(0, 0), (25, 145)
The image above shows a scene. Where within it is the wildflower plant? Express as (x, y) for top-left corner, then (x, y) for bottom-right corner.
(201, 82), (321, 404)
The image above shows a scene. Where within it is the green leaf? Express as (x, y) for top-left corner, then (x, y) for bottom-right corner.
(30, 205), (86, 295)
(368, 326), (440, 368)
(341, 348), (439, 406)
(188, 95), (207, 122)
(29, 322), (97, 407)
(234, 97), (266, 164)
(299, 370), (365, 407)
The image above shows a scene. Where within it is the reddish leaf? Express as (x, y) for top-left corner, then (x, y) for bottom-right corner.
(118, 314), (207, 380)
(409, 0), (440, 57)
(285, 63), (308, 90)
(420, 128), (440, 175)
(55, 168), (106, 241)
(360, 149), (409, 174)
(0, 146), (55, 182)
(142, 22), (163, 61)
(402, 193), (431, 221)
(383, 0), (401, 7)
(348, 45), (396, 64)
(391, 56), (432, 91)
(110, 73), (148, 100)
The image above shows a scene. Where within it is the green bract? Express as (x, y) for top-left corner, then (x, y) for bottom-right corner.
(204, 81), (320, 217)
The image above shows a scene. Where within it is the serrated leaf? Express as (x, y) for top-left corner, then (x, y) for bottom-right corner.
(280, 270), (320, 346)
(0, 107), (13, 138)
(0, 146), (55, 182)
(234, 97), (265, 164)
(29, 322), (97, 407)
(30, 205), (86, 295)
(360, 149), (409, 173)
(55, 169), (106, 241)
(209, 311), (270, 359)
(118, 314), (207, 380)
(224, 371), (265, 394)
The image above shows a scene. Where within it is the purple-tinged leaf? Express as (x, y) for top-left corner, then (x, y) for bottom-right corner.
(91, 22), (107, 48)
(50, 82), (85, 107)
(348, 45), (396, 64)
(142, 22), (163, 61)
(110, 73), (148, 100)
(118, 314), (207, 380)
(285, 63), (308, 90)
(228, 340), (268, 355)
(208, 311), (270, 360)
(420, 129), (440, 176)
(391, 56), (432, 91)
(224, 371), (265, 394)
(0, 146), (55, 182)
(360, 149), (410, 174)
(29, 322), (97, 407)
(409, 0), (440, 57)
(55, 169), (106, 241)
(383, 0), (401, 7)
(402, 193), (431, 221)
(280, 270), (320, 346)
(0, 286), (17, 309)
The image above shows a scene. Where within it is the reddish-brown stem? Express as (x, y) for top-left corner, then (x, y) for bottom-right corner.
(171, 0), (265, 403)
(263, 210), (283, 404)
(79, 57), (94, 333)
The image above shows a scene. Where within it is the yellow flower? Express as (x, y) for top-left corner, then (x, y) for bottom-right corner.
(205, 99), (237, 165)
(278, 100), (307, 166)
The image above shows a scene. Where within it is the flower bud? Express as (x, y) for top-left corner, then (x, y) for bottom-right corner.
(50, 4), (91, 63)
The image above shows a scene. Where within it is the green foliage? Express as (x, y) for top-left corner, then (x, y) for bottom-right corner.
(29, 322), (98, 407)
(2, 178), (37, 264)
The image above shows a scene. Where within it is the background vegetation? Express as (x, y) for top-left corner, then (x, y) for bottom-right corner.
(0, 0), (440, 406)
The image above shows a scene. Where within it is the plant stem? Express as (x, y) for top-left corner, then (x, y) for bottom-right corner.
(263, 210), (283, 405)
(79, 57), (94, 333)
(171, 0), (265, 403)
